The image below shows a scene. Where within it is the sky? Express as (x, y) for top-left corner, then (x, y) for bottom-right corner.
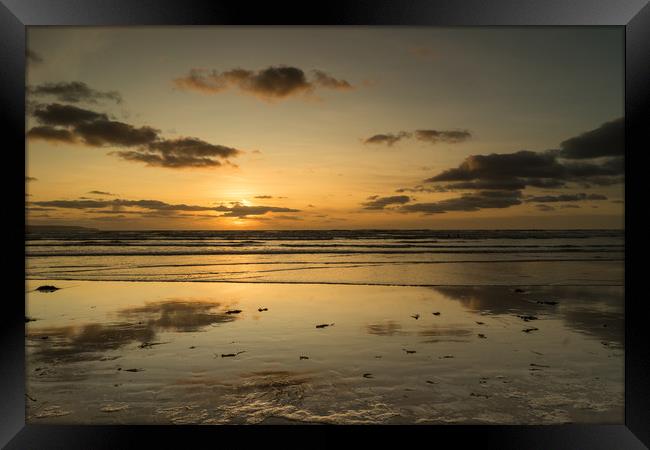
(25, 27), (624, 230)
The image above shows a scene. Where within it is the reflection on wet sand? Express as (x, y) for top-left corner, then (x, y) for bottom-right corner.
(26, 281), (624, 425)
(27, 299), (240, 365)
(366, 321), (406, 336)
(118, 299), (238, 332)
(417, 325), (473, 344)
(431, 286), (623, 346)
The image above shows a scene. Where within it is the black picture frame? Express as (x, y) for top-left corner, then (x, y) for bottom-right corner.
(2, 1), (648, 448)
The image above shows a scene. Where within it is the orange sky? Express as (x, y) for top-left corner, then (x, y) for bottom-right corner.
(26, 27), (624, 230)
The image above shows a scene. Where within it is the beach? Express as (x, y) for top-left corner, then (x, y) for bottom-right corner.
(25, 229), (624, 424)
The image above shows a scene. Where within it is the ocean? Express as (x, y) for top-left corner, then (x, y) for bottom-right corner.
(26, 229), (624, 285)
(25, 229), (625, 424)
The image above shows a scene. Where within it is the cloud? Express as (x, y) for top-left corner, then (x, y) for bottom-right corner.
(381, 118), (623, 216)
(414, 129), (471, 144)
(27, 103), (241, 168)
(363, 129), (471, 146)
(396, 185), (448, 193)
(535, 204), (555, 212)
(26, 126), (77, 144)
(88, 190), (115, 196)
(26, 50), (43, 64)
(362, 195), (411, 210)
(273, 215), (303, 221)
(75, 120), (160, 147)
(425, 149), (623, 189)
(311, 70), (353, 90)
(559, 118), (623, 159)
(29, 81), (122, 104)
(214, 203), (300, 218)
(174, 66), (354, 101)
(31, 103), (108, 127)
(115, 137), (240, 168)
(33, 199), (215, 212)
(400, 190), (522, 214)
(526, 193), (607, 203)
(254, 195), (273, 199)
(363, 132), (411, 146)
(35, 197), (301, 221)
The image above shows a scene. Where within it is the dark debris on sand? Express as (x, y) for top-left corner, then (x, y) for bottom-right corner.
(517, 315), (539, 322)
(25, 316), (38, 323)
(536, 300), (559, 306)
(363, 373), (373, 378)
(258, 307), (268, 312)
(411, 314), (420, 320)
(225, 309), (242, 315)
(470, 392), (490, 399)
(477, 333), (487, 339)
(514, 288), (526, 293)
(35, 285), (60, 293)
(138, 341), (169, 349)
(522, 327), (539, 333)
(476, 321), (485, 325)
(299, 355), (309, 360)
(123, 368), (144, 372)
(402, 349), (416, 354)
(315, 323), (334, 329)
(432, 312), (441, 316)
(220, 351), (246, 358)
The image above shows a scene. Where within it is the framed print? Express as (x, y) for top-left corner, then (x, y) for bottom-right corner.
(1, 0), (648, 448)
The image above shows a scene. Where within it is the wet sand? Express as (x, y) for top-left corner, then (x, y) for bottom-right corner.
(26, 280), (623, 424)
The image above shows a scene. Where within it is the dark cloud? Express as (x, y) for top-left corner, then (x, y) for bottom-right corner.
(174, 66), (353, 101)
(273, 215), (303, 220)
(214, 203), (300, 218)
(400, 190), (522, 214)
(27, 103), (240, 168)
(386, 119), (624, 216)
(414, 129), (471, 144)
(35, 197), (300, 220)
(396, 185), (448, 193)
(88, 190), (115, 196)
(311, 70), (353, 90)
(26, 207), (56, 212)
(526, 193), (607, 203)
(75, 120), (159, 147)
(29, 81), (122, 104)
(363, 132), (411, 146)
(559, 118), (623, 159)
(33, 199), (215, 212)
(254, 195), (273, 199)
(115, 137), (240, 168)
(364, 129), (471, 146)
(32, 103), (108, 127)
(425, 150), (623, 190)
(26, 126), (77, 144)
(26, 50), (43, 64)
(362, 195), (411, 210)
(427, 151), (565, 183)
